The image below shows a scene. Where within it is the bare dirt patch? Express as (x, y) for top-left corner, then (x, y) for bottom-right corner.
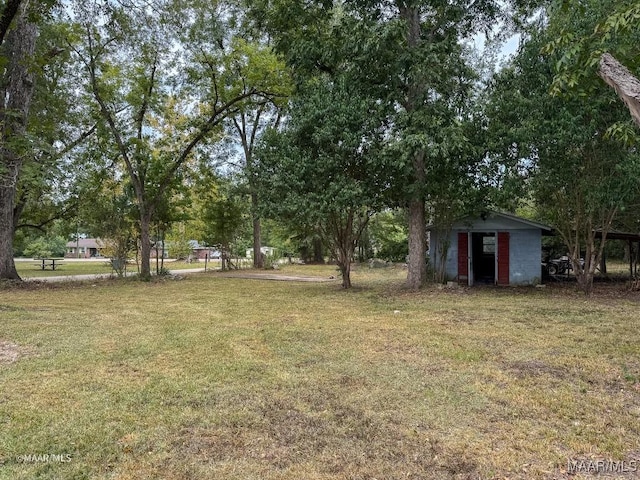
(215, 271), (336, 282)
(0, 340), (23, 364)
(506, 359), (571, 380)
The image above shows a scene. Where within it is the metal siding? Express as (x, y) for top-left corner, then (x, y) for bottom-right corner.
(508, 230), (542, 285)
(445, 232), (459, 281)
(431, 222), (543, 285)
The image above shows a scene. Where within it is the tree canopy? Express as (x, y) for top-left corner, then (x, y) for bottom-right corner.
(257, 77), (389, 288)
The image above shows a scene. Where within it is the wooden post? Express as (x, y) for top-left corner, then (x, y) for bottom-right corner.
(497, 232), (510, 286)
(204, 253), (208, 272)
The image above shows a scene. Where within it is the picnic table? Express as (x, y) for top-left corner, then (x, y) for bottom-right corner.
(34, 258), (64, 271)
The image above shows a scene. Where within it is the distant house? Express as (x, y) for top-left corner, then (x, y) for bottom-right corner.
(429, 211), (552, 286)
(246, 246), (276, 259)
(189, 240), (220, 260)
(65, 238), (104, 258)
(150, 241), (169, 259)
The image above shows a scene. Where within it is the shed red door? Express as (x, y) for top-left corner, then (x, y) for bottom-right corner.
(497, 231), (509, 285)
(458, 232), (468, 284)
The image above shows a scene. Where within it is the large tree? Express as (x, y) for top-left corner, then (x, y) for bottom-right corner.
(487, 23), (638, 294)
(0, 1), (37, 280)
(69, 0), (283, 279)
(1, 0), (115, 281)
(249, 0), (503, 288)
(257, 79), (388, 288)
(344, 1), (504, 289)
(223, 39), (291, 269)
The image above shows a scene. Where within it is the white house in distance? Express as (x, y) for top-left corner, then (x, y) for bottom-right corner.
(429, 211), (552, 286)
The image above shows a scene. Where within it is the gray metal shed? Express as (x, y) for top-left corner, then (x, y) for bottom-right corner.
(429, 211), (551, 286)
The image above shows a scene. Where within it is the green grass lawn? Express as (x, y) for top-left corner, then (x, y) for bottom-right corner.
(14, 260), (114, 278)
(14, 259), (221, 279)
(0, 266), (639, 479)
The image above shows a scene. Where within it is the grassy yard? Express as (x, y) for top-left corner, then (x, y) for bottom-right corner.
(14, 260), (114, 278)
(0, 265), (639, 479)
(14, 259), (220, 279)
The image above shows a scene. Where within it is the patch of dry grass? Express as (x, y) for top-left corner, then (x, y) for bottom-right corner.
(0, 266), (638, 479)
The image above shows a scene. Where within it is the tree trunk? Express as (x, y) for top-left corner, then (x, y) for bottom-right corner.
(338, 256), (352, 289)
(221, 243), (230, 271)
(565, 211), (614, 296)
(397, 2), (428, 289)
(0, 175), (20, 279)
(328, 210), (369, 289)
(407, 198), (426, 289)
(335, 235), (354, 289)
(251, 192), (263, 269)
(0, 2), (36, 280)
(313, 237), (324, 263)
(139, 211), (152, 280)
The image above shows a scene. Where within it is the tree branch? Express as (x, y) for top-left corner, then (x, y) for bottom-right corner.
(151, 88), (262, 207)
(83, 24), (140, 193)
(0, 0), (21, 47)
(136, 50), (158, 140)
(15, 200), (78, 231)
(599, 53), (640, 128)
(54, 123), (99, 159)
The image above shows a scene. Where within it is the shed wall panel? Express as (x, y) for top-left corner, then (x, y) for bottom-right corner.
(508, 229), (542, 285)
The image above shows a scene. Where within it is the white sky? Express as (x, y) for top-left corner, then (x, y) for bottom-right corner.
(500, 35), (520, 59)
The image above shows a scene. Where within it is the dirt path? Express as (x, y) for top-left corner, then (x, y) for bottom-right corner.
(24, 268), (207, 283)
(24, 269), (336, 283)
(215, 272), (336, 283)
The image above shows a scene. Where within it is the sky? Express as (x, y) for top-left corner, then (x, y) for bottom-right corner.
(501, 35), (520, 59)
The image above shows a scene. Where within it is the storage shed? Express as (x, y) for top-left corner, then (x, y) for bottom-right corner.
(429, 211), (551, 286)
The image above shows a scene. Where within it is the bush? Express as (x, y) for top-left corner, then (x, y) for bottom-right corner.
(23, 236), (66, 258)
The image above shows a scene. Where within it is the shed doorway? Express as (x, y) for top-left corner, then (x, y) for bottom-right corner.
(472, 232), (495, 284)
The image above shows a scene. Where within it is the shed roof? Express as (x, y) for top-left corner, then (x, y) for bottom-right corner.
(429, 211), (552, 232)
(595, 229), (640, 241)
